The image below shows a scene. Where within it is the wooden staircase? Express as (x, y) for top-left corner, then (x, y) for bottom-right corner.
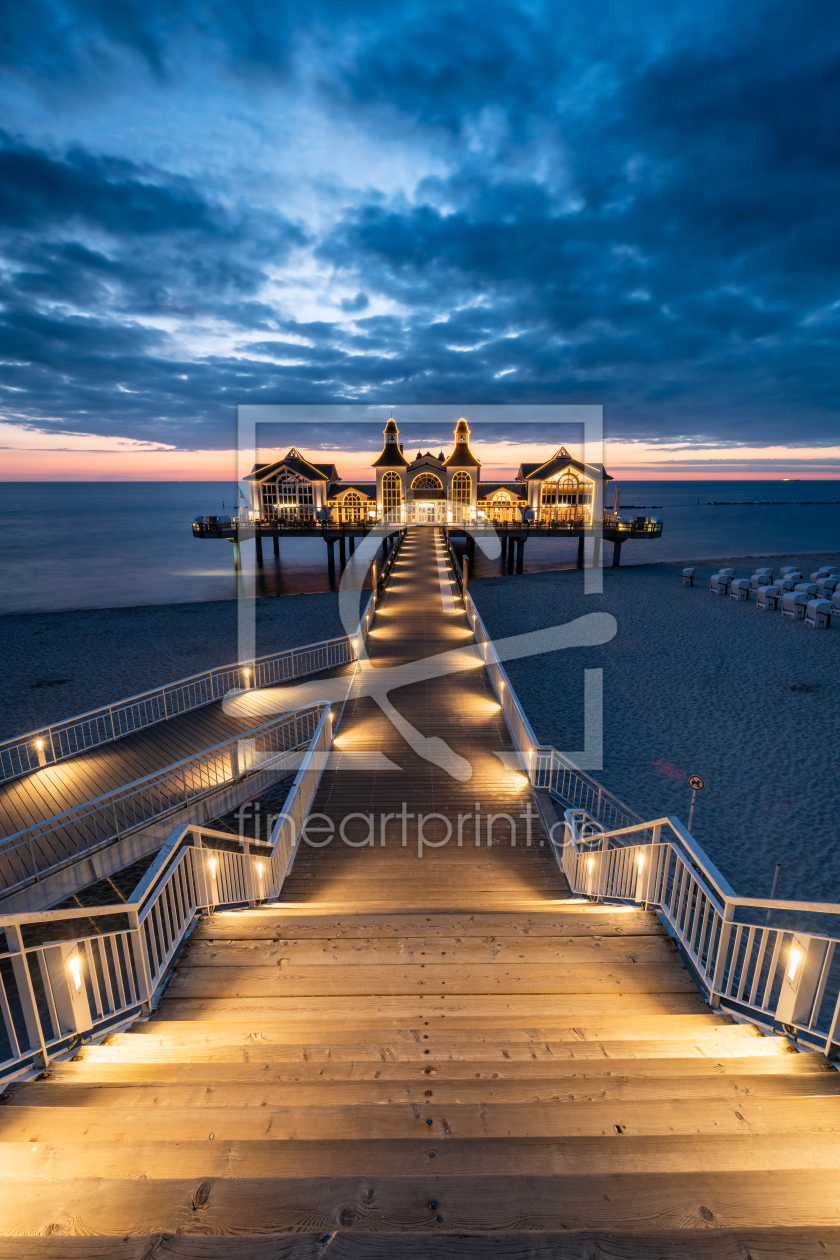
(1, 529), (839, 1254)
(1, 903), (840, 1255)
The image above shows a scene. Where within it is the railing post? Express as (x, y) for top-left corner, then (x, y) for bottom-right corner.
(129, 906), (155, 1012)
(709, 901), (734, 1007)
(4, 924), (49, 1067)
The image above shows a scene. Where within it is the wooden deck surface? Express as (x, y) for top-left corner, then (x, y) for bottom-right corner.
(0, 528), (837, 1257)
(0, 663), (352, 869)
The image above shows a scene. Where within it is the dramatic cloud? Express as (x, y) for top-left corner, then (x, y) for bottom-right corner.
(0, 0), (838, 452)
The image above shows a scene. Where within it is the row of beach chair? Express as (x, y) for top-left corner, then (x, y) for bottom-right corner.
(682, 564), (840, 628)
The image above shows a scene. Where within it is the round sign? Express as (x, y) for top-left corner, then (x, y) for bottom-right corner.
(688, 775), (705, 792)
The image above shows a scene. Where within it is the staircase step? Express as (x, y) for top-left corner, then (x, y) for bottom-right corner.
(17, 1070), (840, 1108)
(164, 960), (698, 998)
(7, 1132), (840, 1181)
(2, 1171), (840, 1236)
(4, 1096), (840, 1141)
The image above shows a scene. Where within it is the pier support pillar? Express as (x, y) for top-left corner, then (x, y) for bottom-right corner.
(339, 535), (347, 565)
(592, 536), (602, 569)
(229, 538), (242, 572)
(577, 536), (585, 568)
(516, 538), (525, 574)
(500, 535), (508, 563)
(467, 534), (476, 561)
(255, 533), (264, 566)
(612, 540), (622, 568)
(349, 535), (355, 556)
(273, 534), (279, 557)
(507, 541), (515, 574)
(326, 538), (336, 580)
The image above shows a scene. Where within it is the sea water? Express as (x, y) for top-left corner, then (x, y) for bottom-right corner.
(1, 479), (839, 614)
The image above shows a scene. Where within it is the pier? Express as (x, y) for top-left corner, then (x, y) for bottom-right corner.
(1, 528), (839, 1252)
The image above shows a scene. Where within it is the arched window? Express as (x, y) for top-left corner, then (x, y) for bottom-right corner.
(341, 491), (362, 522)
(411, 472), (443, 491)
(487, 489), (516, 522)
(262, 473), (314, 521)
(451, 472), (471, 503)
(382, 472), (402, 517)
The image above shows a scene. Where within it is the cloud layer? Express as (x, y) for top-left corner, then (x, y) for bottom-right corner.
(0, 0), (838, 452)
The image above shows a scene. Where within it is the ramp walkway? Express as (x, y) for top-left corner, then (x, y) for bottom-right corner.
(1, 529), (839, 1256)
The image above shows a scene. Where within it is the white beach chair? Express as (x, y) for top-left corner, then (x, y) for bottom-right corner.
(782, 590), (809, 620)
(805, 599), (832, 629)
(682, 566), (697, 587)
(810, 568), (832, 582)
(794, 582), (818, 596)
(779, 566), (800, 577)
(710, 572), (731, 595)
(778, 577), (799, 594)
(756, 585), (781, 611)
(750, 567), (774, 589)
(817, 577), (838, 598)
(730, 578), (751, 601)
(833, 591), (840, 612)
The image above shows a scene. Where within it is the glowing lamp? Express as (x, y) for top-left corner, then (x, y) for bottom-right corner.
(788, 947), (802, 982)
(587, 858), (594, 873)
(244, 668), (251, 678)
(637, 853), (645, 870)
(257, 863), (264, 878)
(69, 956), (82, 991)
(209, 858), (217, 879)
(36, 740), (43, 751)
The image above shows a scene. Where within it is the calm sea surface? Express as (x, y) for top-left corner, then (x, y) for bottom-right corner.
(1, 480), (839, 614)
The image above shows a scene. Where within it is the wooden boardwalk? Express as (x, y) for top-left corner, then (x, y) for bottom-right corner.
(0, 665), (353, 861)
(1, 528), (839, 1255)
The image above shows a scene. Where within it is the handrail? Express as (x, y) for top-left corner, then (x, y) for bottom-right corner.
(559, 809), (840, 1056)
(0, 705), (334, 1082)
(0, 537), (408, 1081)
(451, 559), (840, 1058)
(0, 630), (359, 786)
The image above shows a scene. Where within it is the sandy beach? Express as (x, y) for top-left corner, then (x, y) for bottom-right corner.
(0, 592), (343, 742)
(471, 552), (840, 904)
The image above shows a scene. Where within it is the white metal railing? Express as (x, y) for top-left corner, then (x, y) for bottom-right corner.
(0, 704), (327, 897)
(1, 628), (360, 785)
(558, 810), (840, 1056)
(0, 704), (335, 1082)
(449, 543), (840, 1057)
(0, 545), (413, 1080)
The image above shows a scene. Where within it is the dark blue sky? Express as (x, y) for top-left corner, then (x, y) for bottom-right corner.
(1, 0), (839, 456)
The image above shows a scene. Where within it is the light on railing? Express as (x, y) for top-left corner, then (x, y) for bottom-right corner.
(500, 680), (505, 690)
(36, 740), (43, 751)
(587, 858), (594, 872)
(257, 863), (263, 878)
(637, 853), (645, 870)
(209, 858), (217, 879)
(69, 956), (82, 991)
(789, 947), (802, 982)
(244, 668), (250, 678)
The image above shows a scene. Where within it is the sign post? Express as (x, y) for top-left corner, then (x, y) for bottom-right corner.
(687, 775), (705, 832)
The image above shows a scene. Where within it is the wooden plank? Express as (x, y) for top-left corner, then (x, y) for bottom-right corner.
(164, 960), (698, 998)
(19, 1072), (840, 1109)
(3, 1170), (840, 1235)
(7, 1131), (840, 1181)
(154, 992), (711, 1022)
(79, 1036), (793, 1064)
(53, 1054), (819, 1084)
(5, 1095), (840, 1141)
(121, 1013), (756, 1042)
(194, 910), (660, 938)
(183, 936), (680, 966)
(1, 1227), (839, 1259)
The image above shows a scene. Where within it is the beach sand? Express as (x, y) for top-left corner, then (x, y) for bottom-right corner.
(470, 553), (840, 904)
(0, 592), (343, 742)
